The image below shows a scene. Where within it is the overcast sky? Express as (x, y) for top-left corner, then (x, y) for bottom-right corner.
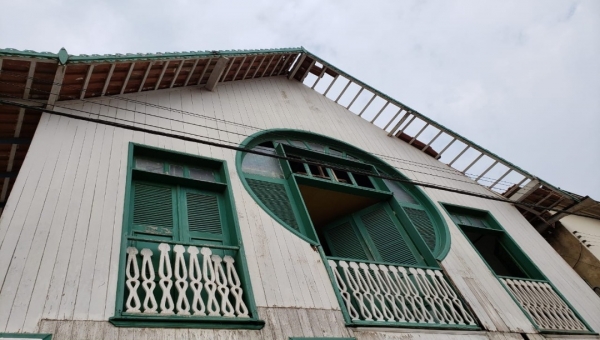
(1, 0), (599, 197)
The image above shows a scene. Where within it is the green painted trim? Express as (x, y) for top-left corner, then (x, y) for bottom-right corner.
(293, 174), (392, 200)
(57, 47), (68, 65)
(236, 128), (451, 261)
(113, 142), (262, 327)
(317, 246), (352, 324)
(109, 315), (265, 329)
(0, 334), (51, 340)
(439, 202), (594, 333)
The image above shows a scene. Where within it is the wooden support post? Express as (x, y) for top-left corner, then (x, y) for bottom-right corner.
(475, 160), (498, 182)
(139, 62), (153, 92)
(205, 57), (229, 92)
(448, 145), (469, 167)
(323, 74), (339, 96)
(288, 54), (306, 80)
(242, 56), (256, 80)
(370, 101), (389, 123)
(462, 152), (484, 174)
(335, 80), (351, 103)
(489, 168), (512, 189)
(346, 87), (364, 109)
(81, 64), (94, 98)
(269, 55), (283, 77)
(261, 55), (275, 77)
(437, 138), (457, 159)
(22, 61), (36, 99)
(101, 63), (116, 96)
(197, 58), (213, 85)
(422, 130), (442, 151)
(358, 93), (376, 117)
(509, 179), (540, 202)
(170, 60), (185, 88)
(387, 111), (410, 136)
(383, 108), (403, 131)
(397, 115), (417, 135)
(300, 59), (316, 83)
(183, 59), (200, 86)
(220, 57), (235, 82)
(120, 63), (135, 94)
(154, 61), (169, 90)
(233, 57), (246, 80)
(46, 65), (66, 110)
(278, 54), (294, 75)
(252, 56), (266, 78)
(409, 123), (429, 144)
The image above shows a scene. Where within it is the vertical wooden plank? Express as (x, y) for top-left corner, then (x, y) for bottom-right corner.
(53, 320), (73, 340)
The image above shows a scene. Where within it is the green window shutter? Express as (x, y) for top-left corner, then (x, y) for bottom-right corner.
(360, 206), (418, 265)
(404, 207), (437, 252)
(132, 182), (175, 237)
(185, 191), (223, 238)
(246, 178), (300, 231)
(324, 220), (370, 260)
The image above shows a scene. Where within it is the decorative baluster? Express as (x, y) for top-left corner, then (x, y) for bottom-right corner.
(125, 247), (141, 313)
(352, 262), (384, 321)
(213, 255), (235, 317)
(173, 245), (190, 315)
(202, 247), (220, 316)
(328, 260), (359, 320)
(140, 248), (158, 313)
(158, 243), (175, 315)
(538, 282), (585, 330)
(340, 261), (372, 320)
(224, 255), (249, 318)
(398, 267), (433, 323)
(509, 279), (549, 329)
(433, 271), (475, 325)
(380, 265), (412, 322)
(366, 263), (394, 321)
(188, 246), (206, 316)
(387, 266), (417, 322)
(414, 268), (453, 324)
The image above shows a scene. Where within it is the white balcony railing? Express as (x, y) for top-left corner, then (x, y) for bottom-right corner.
(500, 278), (587, 332)
(327, 258), (477, 327)
(124, 242), (249, 318)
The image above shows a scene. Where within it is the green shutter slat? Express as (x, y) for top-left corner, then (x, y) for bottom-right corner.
(325, 221), (369, 260)
(246, 178), (300, 231)
(133, 183), (173, 229)
(361, 207), (418, 265)
(404, 207), (437, 252)
(186, 192), (222, 235)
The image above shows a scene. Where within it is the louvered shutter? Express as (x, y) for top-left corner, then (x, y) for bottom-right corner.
(183, 189), (224, 243)
(323, 220), (371, 260)
(246, 178), (300, 231)
(404, 207), (437, 252)
(131, 182), (175, 239)
(359, 205), (419, 265)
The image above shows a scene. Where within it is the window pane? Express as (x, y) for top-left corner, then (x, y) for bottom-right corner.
(289, 140), (307, 148)
(464, 230), (527, 278)
(329, 147), (343, 157)
(305, 142), (325, 153)
(135, 157), (164, 173)
(242, 148), (284, 178)
(189, 167), (215, 182)
(383, 179), (417, 204)
(169, 165), (184, 177)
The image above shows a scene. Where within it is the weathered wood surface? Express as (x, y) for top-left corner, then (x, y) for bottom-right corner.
(0, 76), (598, 336)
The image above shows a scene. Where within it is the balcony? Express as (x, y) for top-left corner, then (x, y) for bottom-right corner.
(327, 257), (478, 329)
(110, 239), (264, 329)
(500, 277), (588, 332)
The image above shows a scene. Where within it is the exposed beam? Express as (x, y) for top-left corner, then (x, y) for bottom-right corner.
(437, 138), (457, 159)
(0, 172), (18, 178)
(261, 55), (275, 77)
(535, 191), (555, 206)
(370, 101), (390, 124)
(545, 197), (596, 224)
(232, 57), (246, 81)
(205, 57), (230, 92)
(358, 93), (376, 117)
(311, 66), (327, 89)
(22, 61), (36, 99)
(0, 98), (45, 106)
(387, 111), (410, 136)
(197, 58), (213, 85)
(242, 56), (256, 80)
(300, 59), (316, 83)
(80, 64), (94, 98)
(288, 54), (306, 80)
(462, 152), (484, 174)
(335, 80), (351, 103)
(154, 61), (169, 90)
(323, 74), (339, 97)
(278, 54), (294, 75)
(220, 57), (235, 82)
(409, 123), (429, 144)
(448, 145), (469, 167)
(422, 130), (443, 151)
(170, 60), (185, 88)
(183, 59), (200, 87)
(475, 160), (498, 182)
(252, 56), (266, 78)
(489, 168), (512, 189)
(269, 55), (283, 77)
(346, 87), (364, 110)
(383, 108), (403, 131)
(139, 62), (153, 92)
(120, 63), (135, 94)
(508, 179), (540, 202)
(397, 115), (417, 135)
(46, 65), (66, 110)
(101, 63), (116, 96)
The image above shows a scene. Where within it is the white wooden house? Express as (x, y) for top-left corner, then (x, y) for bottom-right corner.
(0, 47), (599, 340)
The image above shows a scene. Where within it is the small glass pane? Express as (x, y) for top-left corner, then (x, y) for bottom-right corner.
(242, 148), (284, 178)
(169, 165), (184, 177)
(329, 147), (343, 157)
(135, 157), (164, 173)
(470, 216), (488, 229)
(189, 167), (215, 182)
(289, 140), (307, 149)
(305, 142), (325, 153)
(383, 179), (417, 204)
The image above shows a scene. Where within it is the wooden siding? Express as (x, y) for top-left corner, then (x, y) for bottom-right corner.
(0, 76), (599, 337)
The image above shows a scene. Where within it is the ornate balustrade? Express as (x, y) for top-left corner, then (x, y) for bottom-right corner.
(327, 257), (477, 328)
(500, 277), (587, 332)
(123, 241), (249, 318)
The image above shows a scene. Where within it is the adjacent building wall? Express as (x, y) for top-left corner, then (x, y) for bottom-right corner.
(0, 76), (599, 336)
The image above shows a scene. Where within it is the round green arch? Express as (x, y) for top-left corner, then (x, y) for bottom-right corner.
(236, 128), (451, 261)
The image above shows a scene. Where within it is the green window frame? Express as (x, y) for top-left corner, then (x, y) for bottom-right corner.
(110, 143), (264, 329)
(441, 203), (593, 334)
(0, 334), (51, 340)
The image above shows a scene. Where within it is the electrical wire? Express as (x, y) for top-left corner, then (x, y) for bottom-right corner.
(1, 98), (598, 221)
